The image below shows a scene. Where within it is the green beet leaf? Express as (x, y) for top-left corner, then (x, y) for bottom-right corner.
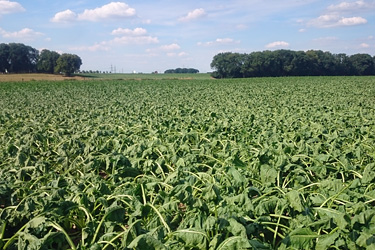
(216, 236), (251, 250)
(127, 234), (166, 249)
(286, 190), (304, 213)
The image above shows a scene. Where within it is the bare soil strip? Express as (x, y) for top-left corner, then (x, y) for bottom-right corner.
(0, 73), (85, 82)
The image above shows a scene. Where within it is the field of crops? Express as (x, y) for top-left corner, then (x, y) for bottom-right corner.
(1, 76), (375, 249)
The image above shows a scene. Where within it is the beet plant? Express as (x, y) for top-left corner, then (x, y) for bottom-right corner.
(1, 76), (375, 249)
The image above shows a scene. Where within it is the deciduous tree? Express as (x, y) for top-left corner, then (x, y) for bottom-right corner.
(55, 53), (82, 76)
(37, 49), (60, 74)
(0, 43), (10, 73)
(211, 50), (375, 78)
(8, 43), (38, 73)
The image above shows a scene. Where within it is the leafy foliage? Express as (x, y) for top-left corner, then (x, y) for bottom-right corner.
(211, 50), (375, 78)
(1, 76), (375, 249)
(55, 53), (82, 76)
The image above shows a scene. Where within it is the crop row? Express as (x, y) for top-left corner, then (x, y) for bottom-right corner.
(1, 77), (375, 249)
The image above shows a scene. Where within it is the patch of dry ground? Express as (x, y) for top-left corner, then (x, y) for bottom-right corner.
(0, 73), (86, 82)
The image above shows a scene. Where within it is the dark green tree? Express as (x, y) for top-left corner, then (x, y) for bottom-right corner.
(333, 53), (351, 76)
(211, 52), (244, 78)
(55, 53), (82, 76)
(0, 43), (10, 73)
(275, 50), (295, 76)
(291, 51), (311, 76)
(164, 68), (199, 74)
(8, 43), (38, 73)
(37, 49), (60, 74)
(211, 49), (375, 78)
(349, 54), (375, 75)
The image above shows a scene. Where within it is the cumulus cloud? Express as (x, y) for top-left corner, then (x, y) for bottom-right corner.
(70, 43), (110, 52)
(313, 36), (338, 42)
(179, 8), (206, 22)
(360, 43), (370, 48)
(111, 27), (147, 36)
(70, 27), (158, 52)
(109, 27), (158, 45)
(338, 16), (367, 26)
(110, 36), (159, 45)
(51, 2), (136, 23)
(0, 27), (43, 41)
(327, 0), (375, 12)
(78, 2), (136, 21)
(0, 0), (24, 15)
(265, 41), (289, 49)
(51, 9), (77, 23)
(306, 1), (372, 28)
(177, 52), (188, 56)
(308, 14), (367, 27)
(146, 43), (187, 57)
(159, 43), (181, 51)
(166, 52), (188, 57)
(197, 38), (240, 46)
(146, 43), (181, 53)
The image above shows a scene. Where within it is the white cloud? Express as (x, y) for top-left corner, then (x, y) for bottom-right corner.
(308, 14), (367, 27)
(265, 41), (289, 49)
(179, 8), (206, 22)
(110, 26), (158, 45)
(70, 27), (158, 52)
(0, 0), (24, 15)
(307, 1), (372, 28)
(78, 2), (136, 21)
(327, 0), (374, 12)
(70, 43), (110, 52)
(145, 43), (188, 58)
(110, 36), (159, 45)
(338, 16), (367, 26)
(160, 43), (181, 51)
(197, 38), (240, 46)
(51, 9), (77, 23)
(0, 27), (43, 41)
(360, 43), (370, 48)
(178, 52), (188, 57)
(313, 36), (338, 42)
(166, 52), (188, 57)
(111, 27), (147, 36)
(51, 2), (136, 23)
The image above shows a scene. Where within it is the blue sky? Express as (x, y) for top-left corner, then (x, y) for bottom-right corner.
(1, 0), (374, 73)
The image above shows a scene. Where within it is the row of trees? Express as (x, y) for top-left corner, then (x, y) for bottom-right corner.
(0, 43), (82, 76)
(164, 68), (199, 74)
(210, 50), (375, 78)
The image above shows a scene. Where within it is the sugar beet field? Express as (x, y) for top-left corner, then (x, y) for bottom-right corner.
(1, 76), (375, 249)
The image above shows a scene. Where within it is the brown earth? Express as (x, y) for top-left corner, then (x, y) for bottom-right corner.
(0, 73), (86, 82)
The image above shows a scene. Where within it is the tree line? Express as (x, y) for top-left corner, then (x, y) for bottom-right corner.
(0, 43), (82, 76)
(210, 50), (375, 78)
(164, 68), (199, 74)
